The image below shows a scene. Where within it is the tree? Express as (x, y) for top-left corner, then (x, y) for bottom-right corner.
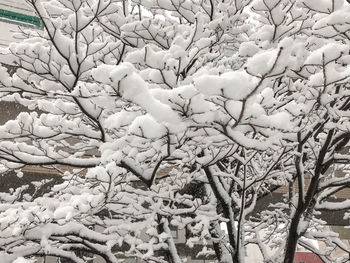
(1, 0), (350, 263)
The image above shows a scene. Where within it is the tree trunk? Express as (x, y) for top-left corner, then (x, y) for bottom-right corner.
(210, 222), (232, 263)
(204, 166), (238, 262)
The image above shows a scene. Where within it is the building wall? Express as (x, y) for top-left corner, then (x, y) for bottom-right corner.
(0, 0), (39, 47)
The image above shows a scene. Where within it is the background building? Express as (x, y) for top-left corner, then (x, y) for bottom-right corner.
(0, 0), (41, 48)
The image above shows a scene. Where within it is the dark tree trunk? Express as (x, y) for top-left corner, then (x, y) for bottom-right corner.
(283, 210), (303, 263)
(204, 166), (238, 262)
